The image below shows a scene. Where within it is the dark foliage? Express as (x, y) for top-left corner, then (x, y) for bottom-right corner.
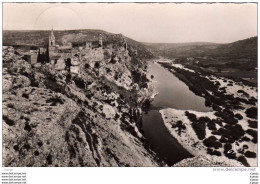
(234, 113), (243, 120)
(207, 148), (221, 156)
(74, 77), (86, 89)
(203, 136), (222, 149)
(237, 156), (249, 166)
(248, 120), (257, 129)
(3, 115), (15, 126)
(244, 151), (256, 158)
(245, 107), (257, 119)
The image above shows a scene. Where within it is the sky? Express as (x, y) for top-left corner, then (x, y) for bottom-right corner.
(3, 3), (257, 43)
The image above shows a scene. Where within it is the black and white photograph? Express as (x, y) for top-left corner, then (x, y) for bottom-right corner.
(1, 1), (258, 183)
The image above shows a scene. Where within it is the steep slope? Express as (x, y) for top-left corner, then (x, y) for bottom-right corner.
(2, 44), (160, 167)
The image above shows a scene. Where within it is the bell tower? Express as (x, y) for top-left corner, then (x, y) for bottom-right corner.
(49, 26), (56, 47)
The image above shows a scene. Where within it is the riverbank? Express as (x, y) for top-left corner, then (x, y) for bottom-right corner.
(159, 62), (257, 167)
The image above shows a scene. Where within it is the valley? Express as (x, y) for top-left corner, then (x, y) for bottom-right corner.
(2, 29), (257, 167)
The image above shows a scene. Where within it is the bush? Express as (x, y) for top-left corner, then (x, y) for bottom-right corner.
(191, 121), (206, 140)
(244, 151), (256, 158)
(214, 111), (222, 117)
(223, 144), (237, 159)
(3, 115), (15, 126)
(203, 136), (222, 149)
(85, 63), (90, 69)
(175, 120), (186, 135)
(212, 119), (223, 127)
(246, 129), (257, 143)
(207, 121), (217, 130)
(235, 113), (243, 120)
(185, 111), (197, 122)
(207, 148), (221, 156)
(224, 143), (232, 153)
(237, 156), (250, 167)
(74, 77), (86, 89)
(246, 129), (257, 139)
(219, 136), (229, 143)
(245, 107), (257, 119)
(248, 120), (257, 129)
(224, 124), (245, 141)
(242, 136), (251, 142)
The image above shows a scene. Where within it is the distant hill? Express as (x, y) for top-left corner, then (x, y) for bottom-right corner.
(3, 29), (155, 59)
(207, 36), (257, 59)
(143, 36), (257, 59)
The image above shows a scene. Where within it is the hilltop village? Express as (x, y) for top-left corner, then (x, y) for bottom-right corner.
(11, 29), (132, 76)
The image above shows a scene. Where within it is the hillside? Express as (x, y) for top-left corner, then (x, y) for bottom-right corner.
(2, 39), (161, 166)
(3, 29), (155, 60)
(144, 36), (257, 60)
(208, 36), (257, 59)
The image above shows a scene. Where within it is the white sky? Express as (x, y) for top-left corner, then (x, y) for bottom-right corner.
(3, 3), (257, 43)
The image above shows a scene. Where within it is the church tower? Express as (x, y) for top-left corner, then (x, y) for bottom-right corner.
(48, 27), (56, 57)
(49, 26), (56, 47)
(98, 35), (103, 47)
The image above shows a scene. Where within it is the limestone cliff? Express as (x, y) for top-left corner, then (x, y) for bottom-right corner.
(3, 46), (160, 167)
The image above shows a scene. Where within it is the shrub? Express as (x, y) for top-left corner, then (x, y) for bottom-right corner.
(212, 119), (223, 127)
(85, 63), (90, 69)
(242, 136), (251, 142)
(3, 115), (15, 126)
(246, 129), (257, 139)
(191, 121), (206, 140)
(74, 77), (86, 89)
(222, 124), (245, 141)
(94, 62), (100, 68)
(185, 111), (197, 122)
(224, 143), (232, 153)
(203, 136), (222, 149)
(214, 111), (222, 117)
(223, 143), (237, 159)
(207, 148), (221, 156)
(235, 113), (243, 120)
(219, 136), (229, 143)
(207, 121), (217, 130)
(199, 116), (211, 123)
(248, 120), (257, 129)
(212, 104), (222, 112)
(244, 151), (256, 158)
(246, 129), (257, 143)
(237, 156), (250, 167)
(175, 120), (186, 135)
(245, 107), (257, 119)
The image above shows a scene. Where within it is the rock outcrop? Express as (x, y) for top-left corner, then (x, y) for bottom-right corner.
(3, 46), (160, 167)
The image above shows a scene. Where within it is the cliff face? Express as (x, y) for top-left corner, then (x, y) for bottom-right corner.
(3, 46), (159, 167)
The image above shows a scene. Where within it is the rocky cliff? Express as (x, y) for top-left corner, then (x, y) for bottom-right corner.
(3, 46), (160, 167)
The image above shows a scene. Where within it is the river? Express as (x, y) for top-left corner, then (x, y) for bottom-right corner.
(142, 61), (211, 166)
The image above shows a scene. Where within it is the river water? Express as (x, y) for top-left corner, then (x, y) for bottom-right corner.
(142, 62), (211, 166)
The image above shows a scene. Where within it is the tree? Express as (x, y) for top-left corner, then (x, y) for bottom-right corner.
(45, 45), (50, 63)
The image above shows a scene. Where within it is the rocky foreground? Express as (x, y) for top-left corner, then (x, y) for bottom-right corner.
(3, 46), (160, 167)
